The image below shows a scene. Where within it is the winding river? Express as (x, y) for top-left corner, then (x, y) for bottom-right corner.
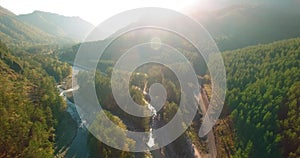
(56, 86), (89, 158)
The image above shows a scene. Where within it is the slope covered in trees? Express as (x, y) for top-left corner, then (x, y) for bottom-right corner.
(18, 11), (94, 41)
(0, 41), (70, 157)
(59, 27), (300, 157)
(0, 11), (56, 46)
(224, 38), (300, 157)
(193, 1), (300, 51)
(0, 5), (93, 47)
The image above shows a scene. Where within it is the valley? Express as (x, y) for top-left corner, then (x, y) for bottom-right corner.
(0, 1), (299, 158)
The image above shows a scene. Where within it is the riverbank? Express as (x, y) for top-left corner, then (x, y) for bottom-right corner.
(54, 85), (90, 158)
(54, 111), (77, 157)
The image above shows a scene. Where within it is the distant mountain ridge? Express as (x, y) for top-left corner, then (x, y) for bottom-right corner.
(192, 3), (300, 51)
(0, 5), (94, 46)
(83, 2), (300, 51)
(1, 2), (300, 50)
(0, 7), (57, 46)
(18, 11), (94, 41)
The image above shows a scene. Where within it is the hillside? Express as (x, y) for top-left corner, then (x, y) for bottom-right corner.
(0, 41), (72, 157)
(71, 2), (300, 52)
(18, 11), (94, 41)
(0, 6), (94, 46)
(1, 2), (300, 157)
(192, 2), (300, 51)
(0, 5), (14, 16)
(222, 38), (300, 157)
(0, 9), (57, 46)
(0, 30), (95, 157)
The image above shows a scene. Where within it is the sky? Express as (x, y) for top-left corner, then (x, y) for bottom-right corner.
(1, 0), (207, 25)
(2, 0), (270, 26)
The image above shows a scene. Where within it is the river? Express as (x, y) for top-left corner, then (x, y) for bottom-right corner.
(55, 67), (198, 158)
(147, 103), (157, 148)
(55, 86), (90, 158)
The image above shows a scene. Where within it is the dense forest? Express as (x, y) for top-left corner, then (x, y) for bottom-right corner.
(76, 64), (184, 157)
(0, 41), (71, 157)
(1, 2), (300, 157)
(0, 5), (93, 46)
(2, 35), (299, 158)
(60, 34), (300, 157)
(224, 38), (300, 157)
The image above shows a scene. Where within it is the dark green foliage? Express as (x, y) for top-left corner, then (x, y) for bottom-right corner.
(58, 44), (79, 63)
(163, 102), (179, 123)
(88, 110), (135, 158)
(0, 41), (67, 157)
(10, 44), (72, 83)
(201, 3), (300, 51)
(280, 82), (300, 158)
(0, 42), (22, 73)
(77, 70), (150, 131)
(0, 5), (93, 46)
(0, 14), (56, 46)
(224, 38), (300, 157)
(31, 55), (71, 82)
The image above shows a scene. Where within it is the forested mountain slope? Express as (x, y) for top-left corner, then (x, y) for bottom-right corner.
(192, 2), (300, 51)
(223, 38), (300, 157)
(0, 41), (70, 157)
(0, 8), (57, 46)
(0, 5), (93, 47)
(58, 27), (300, 158)
(18, 11), (94, 41)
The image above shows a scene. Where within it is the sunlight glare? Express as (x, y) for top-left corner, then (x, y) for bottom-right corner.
(1, 0), (198, 25)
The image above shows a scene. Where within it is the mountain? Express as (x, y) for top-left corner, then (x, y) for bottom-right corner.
(0, 5), (15, 16)
(191, 2), (300, 51)
(78, 2), (300, 52)
(0, 6), (94, 46)
(18, 11), (94, 42)
(0, 40), (69, 157)
(0, 6), (58, 46)
(223, 38), (300, 157)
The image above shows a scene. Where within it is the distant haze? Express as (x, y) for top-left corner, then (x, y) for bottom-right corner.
(1, 0), (199, 25)
(1, 0), (290, 25)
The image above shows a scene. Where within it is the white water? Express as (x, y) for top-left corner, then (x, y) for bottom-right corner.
(57, 85), (89, 157)
(147, 128), (155, 147)
(147, 104), (157, 117)
(59, 85), (79, 96)
(147, 103), (157, 148)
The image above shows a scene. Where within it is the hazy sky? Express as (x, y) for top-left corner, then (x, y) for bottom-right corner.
(1, 0), (208, 25)
(2, 0), (293, 25)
